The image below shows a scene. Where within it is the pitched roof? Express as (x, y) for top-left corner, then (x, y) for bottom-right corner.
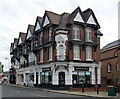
(46, 10), (61, 25)
(28, 24), (34, 35)
(101, 39), (120, 51)
(37, 16), (43, 25)
(97, 30), (103, 36)
(83, 8), (91, 20)
(14, 38), (18, 48)
(20, 32), (26, 43)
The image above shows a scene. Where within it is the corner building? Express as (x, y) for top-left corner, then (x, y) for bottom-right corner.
(10, 7), (103, 89)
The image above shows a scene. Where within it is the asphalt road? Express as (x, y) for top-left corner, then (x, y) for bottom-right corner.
(2, 84), (105, 99)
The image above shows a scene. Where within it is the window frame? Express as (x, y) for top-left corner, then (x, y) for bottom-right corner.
(49, 46), (52, 61)
(107, 64), (111, 73)
(73, 45), (80, 60)
(73, 25), (80, 40)
(49, 27), (52, 41)
(86, 46), (92, 61)
(85, 27), (92, 42)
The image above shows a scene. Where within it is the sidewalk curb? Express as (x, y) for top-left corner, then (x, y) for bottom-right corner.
(8, 84), (119, 98)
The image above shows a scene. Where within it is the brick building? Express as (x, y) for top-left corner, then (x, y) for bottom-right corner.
(101, 40), (120, 91)
(10, 7), (102, 89)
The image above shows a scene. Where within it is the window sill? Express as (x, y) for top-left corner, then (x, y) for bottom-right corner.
(86, 59), (93, 61)
(73, 39), (81, 41)
(48, 59), (52, 62)
(74, 58), (81, 61)
(39, 61), (43, 63)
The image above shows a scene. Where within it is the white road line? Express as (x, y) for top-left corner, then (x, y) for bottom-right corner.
(10, 90), (21, 93)
(31, 94), (46, 97)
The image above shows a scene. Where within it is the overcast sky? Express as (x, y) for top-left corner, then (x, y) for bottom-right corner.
(0, 0), (119, 71)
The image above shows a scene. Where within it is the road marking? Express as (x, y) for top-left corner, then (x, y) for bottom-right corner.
(31, 94), (46, 97)
(10, 90), (21, 93)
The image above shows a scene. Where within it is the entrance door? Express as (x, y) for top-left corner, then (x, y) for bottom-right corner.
(59, 72), (65, 87)
(36, 72), (38, 87)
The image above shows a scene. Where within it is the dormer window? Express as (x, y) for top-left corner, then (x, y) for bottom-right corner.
(86, 27), (92, 41)
(49, 27), (52, 41)
(73, 25), (80, 40)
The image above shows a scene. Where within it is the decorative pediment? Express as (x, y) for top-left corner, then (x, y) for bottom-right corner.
(18, 37), (22, 45)
(26, 29), (32, 40)
(73, 12), (84, 23)
(35, 21), (41, 31)
(43, 15), (50, 27)
(86, 15), (96, 25)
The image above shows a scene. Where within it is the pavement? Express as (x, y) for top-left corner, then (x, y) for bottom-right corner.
(7, 84), (120, 98)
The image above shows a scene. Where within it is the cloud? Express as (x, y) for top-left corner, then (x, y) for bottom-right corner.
(0, 0), (119, 71)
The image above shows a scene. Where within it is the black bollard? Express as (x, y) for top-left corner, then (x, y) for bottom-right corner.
(82, 85), (84, 93)
(115, 87), (116, 96)
(97, 86), (99, 94)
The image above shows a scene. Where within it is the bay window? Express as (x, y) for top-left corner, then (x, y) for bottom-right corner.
(73, 25), (80, 40)
(40, 49), (43, 62)
(74, 45), (80, 60)
(86, 46), (92, 60)
(40, 32), (43, 45)
(49, 46), (52, 61)
(86, 27), (92, 41)
(49, 27), (52, 41)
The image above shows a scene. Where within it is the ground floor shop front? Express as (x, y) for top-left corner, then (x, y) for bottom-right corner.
(22, 62), (101, 89)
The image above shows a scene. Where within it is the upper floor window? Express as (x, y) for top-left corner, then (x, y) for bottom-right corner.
(108, 64), (111, 73)
(73, 25), (80, 40)
(86, 46), (92, 60)
(115, 51), (118, 56)
(86, 27), (92, 41)
(40, 49), (43, 62)
(117, 63), (119, 72)
(49, 27), (52, 41)
(49, 46), (52, 61)
(40, 32), (43, 45)
(74, 45), (80, 60)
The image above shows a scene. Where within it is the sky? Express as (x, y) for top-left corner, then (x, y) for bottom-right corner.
(0, 0), (119, 71)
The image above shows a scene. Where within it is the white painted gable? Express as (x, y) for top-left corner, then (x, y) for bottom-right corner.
(87, 15), (96, 25)
(35, 21), (41, 31)
(18, 37), (22, 45)
(26, 29), (32, 40)
(73, 12), (84, 23)
(43, 15), (50, 27)
(13, 43), (16, 49)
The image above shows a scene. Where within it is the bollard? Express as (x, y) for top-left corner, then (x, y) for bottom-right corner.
(97, 86), (99, 94)
(115, 87), (116, 96)
(82, 85), (84, 93)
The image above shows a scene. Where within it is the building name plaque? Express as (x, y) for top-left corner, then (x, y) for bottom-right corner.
(74, 67), (89, 71)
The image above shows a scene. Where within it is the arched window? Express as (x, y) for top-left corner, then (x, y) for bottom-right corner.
(114, 50), (118, 56)
(107, 64), (111, 73)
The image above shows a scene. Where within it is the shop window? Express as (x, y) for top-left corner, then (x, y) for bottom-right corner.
(73, 25), (80, 40)
(74, 45), (80, 60)
(85, 27), (92, 41)
(29, 75), (34, 82)
(41, 72), (52, 84)
(72, 71), (91, 84)
(108, 64), (111, 73)
(86, 46), (92, 60)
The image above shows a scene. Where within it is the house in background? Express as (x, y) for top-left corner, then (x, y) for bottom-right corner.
(10, 7), (103, 89)
(101, 39), (120, 92)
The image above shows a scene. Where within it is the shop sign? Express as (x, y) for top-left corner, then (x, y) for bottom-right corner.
(42, 68), (51, 72)
(74, 67), (89, 71)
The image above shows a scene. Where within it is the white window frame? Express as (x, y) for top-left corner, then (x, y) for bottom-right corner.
(117, 63), (119, 72)
(40, 32), (43, 45)
(73, 25), (80, 40)
(108, 64), (111, 72)
(86, 46), (92, 61)
(49, 27), (52, 41)
(40, 49), (43, 62)
(85, 27), (92, 41)
(49, 46), (52, 61)
(73, 45), (80, 60)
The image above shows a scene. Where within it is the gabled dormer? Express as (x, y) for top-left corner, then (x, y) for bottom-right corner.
(25, 24), (34, 41)
(10, 43), (14, 54)
(67, 7), (85, 25)
(18, 32), (26, 46)
(42, 10), (61, 28)
(13, 38), (18, 50)
(83, 8), (100, 29)
(34, 16), (43, 33)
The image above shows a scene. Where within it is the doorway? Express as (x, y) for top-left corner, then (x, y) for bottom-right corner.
(59, 72), (65, 87)
(36, 72), (38, 87)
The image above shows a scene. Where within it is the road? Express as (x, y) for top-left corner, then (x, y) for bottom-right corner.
(2, 84), (104, 99)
